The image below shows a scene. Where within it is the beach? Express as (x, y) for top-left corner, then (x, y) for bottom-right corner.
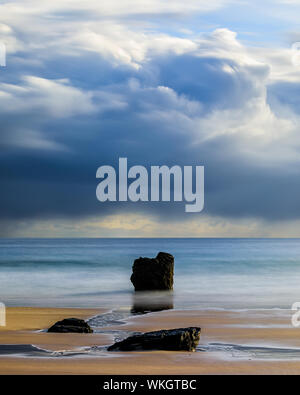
(1, 239), (300, 374)
(1, 306), (300, 374)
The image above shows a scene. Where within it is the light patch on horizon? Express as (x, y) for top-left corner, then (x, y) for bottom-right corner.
(5, 214), (300, 238)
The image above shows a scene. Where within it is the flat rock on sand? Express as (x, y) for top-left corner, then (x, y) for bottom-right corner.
(48, 318), (93, 333)
(108, 327), (201, 352)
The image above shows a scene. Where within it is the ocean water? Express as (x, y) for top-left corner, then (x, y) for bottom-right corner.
(0, 238), (300, 310)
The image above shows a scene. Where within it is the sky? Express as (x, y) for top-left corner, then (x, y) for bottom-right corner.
(1, 0), (300, 237)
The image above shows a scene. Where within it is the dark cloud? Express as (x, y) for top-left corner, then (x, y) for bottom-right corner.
(1, 32), (300, 234)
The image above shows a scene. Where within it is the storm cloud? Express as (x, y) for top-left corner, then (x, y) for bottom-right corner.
(1, 1), (300, 235)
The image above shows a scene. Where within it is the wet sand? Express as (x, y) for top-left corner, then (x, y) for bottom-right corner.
(1, 307), (300, 375)
(0, 307), (111, 352)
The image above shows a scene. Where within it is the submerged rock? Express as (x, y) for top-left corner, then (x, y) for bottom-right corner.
(48, 318), (93, 333)
(107, 327), (201, 352)
(130, 252), (174, 291)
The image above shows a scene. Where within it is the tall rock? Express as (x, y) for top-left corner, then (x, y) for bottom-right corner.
(130, 252), (174, 291)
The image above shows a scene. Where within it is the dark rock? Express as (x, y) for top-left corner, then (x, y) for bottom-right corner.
(47, 318), (93, 333)
(107, 327), (201, 352)
(130, 252), (174, 291)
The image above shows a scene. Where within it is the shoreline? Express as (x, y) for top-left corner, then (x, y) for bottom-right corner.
(0, 306), (300, 374)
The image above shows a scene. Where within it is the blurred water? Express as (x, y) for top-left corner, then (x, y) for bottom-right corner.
(0, 238), (300, 310)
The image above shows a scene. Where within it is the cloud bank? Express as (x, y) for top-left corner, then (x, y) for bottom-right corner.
(1, 0), (300, 236)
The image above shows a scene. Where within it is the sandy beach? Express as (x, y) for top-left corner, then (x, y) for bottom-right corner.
(0, 307), (300, 374)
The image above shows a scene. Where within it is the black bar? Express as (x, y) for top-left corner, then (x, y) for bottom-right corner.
(0, 374), (288, 393)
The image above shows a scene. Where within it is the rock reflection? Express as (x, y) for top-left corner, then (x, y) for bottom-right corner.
(131, 291), (174, 314)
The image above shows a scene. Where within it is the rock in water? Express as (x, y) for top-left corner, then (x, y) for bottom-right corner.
(130, 252), (174, 291)
(107, 327), (201, 352)
(48, 318), (93, 333)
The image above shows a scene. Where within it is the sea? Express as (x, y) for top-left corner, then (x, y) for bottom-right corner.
(0, 238), (300, 311)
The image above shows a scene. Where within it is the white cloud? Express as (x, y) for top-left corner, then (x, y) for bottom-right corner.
(0, 128), (67, 151)
(0, 76), (97, 151)
(0, 0), (230, 18)
(0, 1), (229, 68)
(2, 24), (299, 162)
(0, 75), (131, 150)
(0, 76), (96, 117)
(66, 23), (197, 68)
